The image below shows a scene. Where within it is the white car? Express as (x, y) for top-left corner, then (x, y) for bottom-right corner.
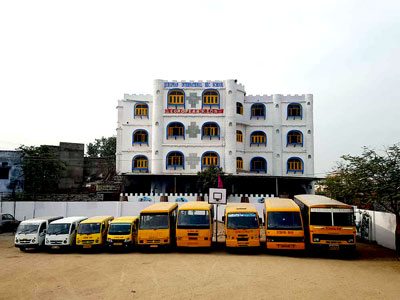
(14, 216), (63, 251)
(45, 216), (88, 249)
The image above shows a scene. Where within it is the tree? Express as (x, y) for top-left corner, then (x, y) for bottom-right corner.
(87, 136), (116, 158)
(18, 145), (65, 194)
(322, 144), (400, 254)
(197, 167), (233, 195)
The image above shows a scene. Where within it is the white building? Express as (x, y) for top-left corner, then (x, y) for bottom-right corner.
(116, 79), (315, 195)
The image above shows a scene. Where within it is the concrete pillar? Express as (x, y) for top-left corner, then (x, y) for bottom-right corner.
(305, 94), (314, 177)
(224, 79), (237, 174)
(272, 94), (283, 176)
(151, 79), (164, 174)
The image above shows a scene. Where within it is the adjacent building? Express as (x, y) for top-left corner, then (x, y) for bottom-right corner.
(116, 79), (316, 196)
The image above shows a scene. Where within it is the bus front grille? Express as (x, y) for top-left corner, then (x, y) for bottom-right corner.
(313, 234), (354, 241)
(237, 238), (248, 241)
(267, 236), (304, 243)
(147, 240), (160, 244)
(82, 240), (94, 244)
(188, 233), (198, 236)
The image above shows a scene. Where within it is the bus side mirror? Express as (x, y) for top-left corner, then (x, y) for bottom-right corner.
(222, 216), (225, 223)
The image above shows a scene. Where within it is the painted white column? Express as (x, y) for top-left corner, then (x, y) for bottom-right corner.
(305, 94), (314, 177)
(272, 94), (283, 176)
(151, 79), (164, 174)
(224, 80), (237, 174)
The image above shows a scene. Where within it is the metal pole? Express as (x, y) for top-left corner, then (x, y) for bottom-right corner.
(215, 204), (218, 243)
(275, 178), (279, 197)
(174, 176), (176, 194)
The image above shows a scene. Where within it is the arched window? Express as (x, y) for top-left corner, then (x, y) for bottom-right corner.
(236, 157), (243, 170)
(166, 122), (185, 139)
(251, 103), (266, 119)
(287, 157), (304, 174)
(250, 157), (267, 173)
(166, 151), (184, 169)
(287, 103), (302, 119)
(132, 155), (148, 171)
(132, 130), (148, 145)
(287, 130), (303, 147)
(201, 152), (219, 169)
(236, 102), (243, 115)
(202, 122), (220, 139)
(134, 103), (148, 118)
(202, 89), (220, 107)
(236, 130), (243, 143)
(250, 131), (266, 146)
(168, 89), (185, 107)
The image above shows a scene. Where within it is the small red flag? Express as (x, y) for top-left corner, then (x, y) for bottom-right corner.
(218, 175), (223, 188)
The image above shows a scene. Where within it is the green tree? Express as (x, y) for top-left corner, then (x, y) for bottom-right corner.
(18, 145), (65, 194)
(322, 144), (400, 253)
(197, 167), (232, 194)
(87, 136), (116, 158)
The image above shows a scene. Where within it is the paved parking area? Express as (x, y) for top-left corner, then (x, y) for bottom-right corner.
(0, 233), (399, 300)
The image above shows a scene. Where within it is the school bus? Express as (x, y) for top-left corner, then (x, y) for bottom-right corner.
(293, 194), (356, 251)
(76, 216), (114, 249)
(176, 202), (214, 247)
(264, 198), (305, 250)
(223, 203), (260, 247)
(138, 203), (178, 248)
(106, 216), (139, 249)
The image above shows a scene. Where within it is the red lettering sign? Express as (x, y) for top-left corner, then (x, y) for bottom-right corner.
(164, 109), (224, 114)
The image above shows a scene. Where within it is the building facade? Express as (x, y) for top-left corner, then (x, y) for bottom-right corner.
(116, 79), (315, 195)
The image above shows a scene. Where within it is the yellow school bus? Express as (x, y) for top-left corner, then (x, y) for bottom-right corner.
(176, 202), (214, 247)
(138, 203), (178, 248)
(76, 216), (114, 249)
(106, 216), (139, 249)
(223, 203), (260, 248)
(293, 194), (356, 251)
(264, 198), (305, 250)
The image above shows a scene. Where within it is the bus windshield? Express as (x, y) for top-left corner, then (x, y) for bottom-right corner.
(310, 208), (355, 226)
(17, 224), (39, 234)
(78, 223), (101, 234)
(140, 213), (169, 230)
(177, 210), (210, 229)
(108, 223), (131, 235)
(47, 223), (70, 235)
(267, 212), (302, 230)
(227, 213), (259, 229)
(333, 212), (355, 226)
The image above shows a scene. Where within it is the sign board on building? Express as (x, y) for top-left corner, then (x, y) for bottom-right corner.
(164, 109), (224, 114)
(164, 81), (224, 89)
(208, 188), (227, 205)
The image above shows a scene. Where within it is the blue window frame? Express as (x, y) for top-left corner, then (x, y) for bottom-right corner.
(166, 122), (185, 140)
(250, 157), (267, 173)
(201, 122), (220, 140)
(250, 103), (266, 119)
(134, 103), (149, 118)
(287, 157), (304, 174)
(202, 89), (220, 108)
(132, 129), (149, 146)
(287, 103), (302, 119)
(287, 130), (303, 147)
(167, 89), (185, 108)
(201, 151), (220, 169)
(250, 131), (267, 147)
(132, 155), (148, 172)
(166, 151), (185, 170)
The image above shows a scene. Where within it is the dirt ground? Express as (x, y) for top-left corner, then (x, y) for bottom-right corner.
(0, 233), (399, 300)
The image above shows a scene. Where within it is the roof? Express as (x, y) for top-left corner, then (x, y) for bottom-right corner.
(264, 198), (300, 211)
(50, 217), (88, 224)
(294, 194), (351, 207)
(141, 202), (178, 213)
(111, 216), (138, 224)
(21, 216), (62, 224)
(178, 201), (213, 210)
(225, 203), (258, 214)
(81, 216), (114, 224)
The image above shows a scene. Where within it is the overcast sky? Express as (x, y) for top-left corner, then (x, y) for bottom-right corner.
(1, 0), (399, 176)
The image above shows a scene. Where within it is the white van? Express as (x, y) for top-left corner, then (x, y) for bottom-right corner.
(45, 216), (88, 249)
(14, 216), (63, 251)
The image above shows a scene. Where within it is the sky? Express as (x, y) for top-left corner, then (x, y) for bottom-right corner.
(1, 0), (399, 177)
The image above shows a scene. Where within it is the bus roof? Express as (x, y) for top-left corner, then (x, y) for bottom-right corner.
(140, 203), (178, 214)
(265, 198), (300, 212)
(294, 194), (352, 208)
(111, 216), (138, 224)
(80, 216), (114, 224)
(178, 201), (213, 210)
(225, 203), (258, 214)
(50, 217), (88, 224)
(20, 216), (63, 224)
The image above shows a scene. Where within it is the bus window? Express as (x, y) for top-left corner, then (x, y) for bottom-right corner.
(177, 210), (210, 229)
(227, 213), (258, 229)
(140, 213), (169, 230)
(267, 212), (302, 230)
(333, 212), (355, 226)
(310, 212), (332, 226)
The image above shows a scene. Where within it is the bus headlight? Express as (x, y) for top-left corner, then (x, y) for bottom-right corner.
(107, 239), (112, 243)
(267, 238), (274, 242)
(125, 238), (131, 242)
(45, 239), (49, 243)
(15, 238), (19, 243)
(177, 237), (182, 240)
(348, 238), (354, 243)
(95, 239), (99, 243)
(77, 239), (81, 244)
(63, 239), (68, 244)
(313, 238), (320, 242)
